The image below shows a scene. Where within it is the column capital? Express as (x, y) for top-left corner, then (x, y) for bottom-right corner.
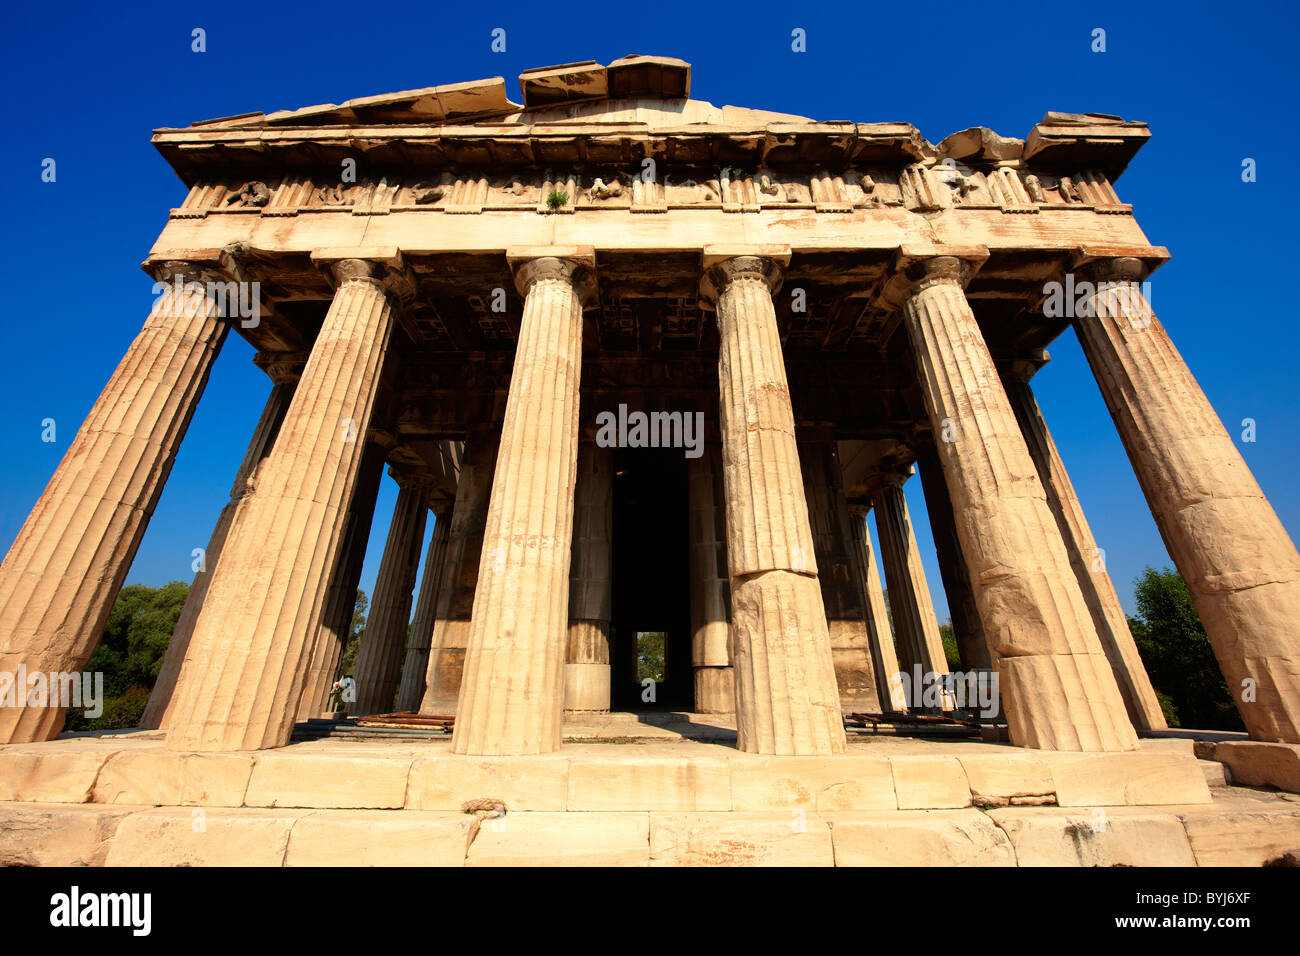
(1070, 244), (1169, 283)
(893, 244), (989, 293)
(1074, 255), (1145, 284)
(865, 463), (914, 495)
(253, 350), (308, 384)
(1003, 347), (1051, 384)
(387, 464), (436, 493)
(506, 246), (597, 305)
(310, 247), (416, 306)
(142, 240), (250, 286)
(698, 244), (790, 305)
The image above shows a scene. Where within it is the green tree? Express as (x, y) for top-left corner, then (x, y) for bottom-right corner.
(66, 581), (189, 731)
(338, 590), (368, 677)
(636, 632), (665, 683)
(938, 621), (962, 671)
(1129, 567), (1241, 732)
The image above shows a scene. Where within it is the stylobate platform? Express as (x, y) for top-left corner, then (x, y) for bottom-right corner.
(4, 713), (1298, 866)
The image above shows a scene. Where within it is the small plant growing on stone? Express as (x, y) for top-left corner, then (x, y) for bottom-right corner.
(546, 188), (568, 210)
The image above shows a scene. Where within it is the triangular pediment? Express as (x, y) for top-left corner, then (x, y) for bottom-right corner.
(183, 55), (820, 132)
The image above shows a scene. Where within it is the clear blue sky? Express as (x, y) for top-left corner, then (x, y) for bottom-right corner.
(1, 0), (1296, 624)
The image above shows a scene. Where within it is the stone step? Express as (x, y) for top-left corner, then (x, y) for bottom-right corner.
(1199, 759), (1230, 787)
(0, 737), (1213, 812)
(3, 794), (1298, 867)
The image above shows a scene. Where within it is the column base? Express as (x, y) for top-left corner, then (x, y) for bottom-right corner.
(694, 666), (735, 714)
(564, 662), (611, 712)
(420, 648), (466, 716)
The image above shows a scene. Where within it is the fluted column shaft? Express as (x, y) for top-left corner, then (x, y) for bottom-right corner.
(914, 436), (991, 670)
(451, 253), (590, 755)
(166, 259), (397, 751)
(1004, 372), (1167, 731)
(871, 479), (951, 697)
(420, 424), (499, 715)
(1075, 257), (1300, 742)
(902, 256), (1137, 751)
(0, 265), (228, 744)
(565, 443), (613, 712)
(704, 253), (845, 755)
(350, 482), (430, 714)
(297, 439), (385, 719)
(395, 508), (451, 712)
(800, 441), (880, 711)
(143, 378), (295, 730)
(848, 508), (907, 710)
(689, 442), (734, 713)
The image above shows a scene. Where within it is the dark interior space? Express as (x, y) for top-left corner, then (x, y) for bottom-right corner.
(610, 447), (693, 711)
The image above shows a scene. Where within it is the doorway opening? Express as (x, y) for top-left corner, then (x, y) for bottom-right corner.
(610, 447), (692, 711)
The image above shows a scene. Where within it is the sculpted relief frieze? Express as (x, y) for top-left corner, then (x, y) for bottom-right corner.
(169, 162), (1126, 220)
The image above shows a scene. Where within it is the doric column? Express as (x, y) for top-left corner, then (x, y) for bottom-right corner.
(800, 441), (880, 711)
(1003, 365), (1167, 731)
(899, 252), (1137, 751)
(565, 443), (613, 712)
(913, 435), (991, 670)
(1074, 255), (1300, 742)
(395, 507), (451, 712)
(847, 506), (907, 710)
(297, 439), (385, 720)
(0, 261), (230, 744)
(349, 478), (430, 715)
(870, 475), (951, 704)
(165, 255), (401, 751)
(700, 248), (845, 755)
(420, 423), (500, 715)
(451, 248), (593, 755)
(688, 442), (734, 713)
(142, 372), (297, 730)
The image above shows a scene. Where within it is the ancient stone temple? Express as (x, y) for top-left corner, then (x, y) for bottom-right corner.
(2, 54), (1299, 826)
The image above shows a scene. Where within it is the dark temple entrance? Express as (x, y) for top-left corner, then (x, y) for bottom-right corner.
(610, 447), (693, 711)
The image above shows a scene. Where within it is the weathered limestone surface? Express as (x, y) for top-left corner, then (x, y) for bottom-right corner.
(565, 443), (613, 712)
(420, 425), (499, 715)
(830, 810), (1017, 866)
(800, 441), (880, 711)
(901, 255), (1138, 752)
(395, 508), (450, 712)
(704, 250), (845, 756)
(105, 807), (303, 867)
(871, 477), (951, 698)
(1075, 257), (1300, 743)
(0, 803), (136, 867)
(465, 812), (650, 867)
(0, 266), (228, 744)
(285, 810), (472, 866)
(451, 251), (591, 755)
(568, 754), (732, 811)
(350, 481), (430, 714)
(165, 259), (397, 751)
(650, 813), (835, 866)
(297, 440), (385, 719)
(1003, 371), (1166, 731)
(1174, 796), (1300, 866)
(244, 751), (415, 808)
(988, 806), (1197, 866)
(407, 753), (570, 811)
(688, 443), (734, 713)
(143, 378), (295, 730)
(847, 507), (907, 711)
(1213, 740), (1300, 793)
